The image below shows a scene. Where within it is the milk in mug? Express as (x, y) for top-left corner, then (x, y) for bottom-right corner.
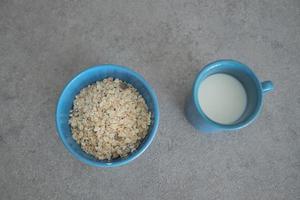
(197, 73), (247, 125)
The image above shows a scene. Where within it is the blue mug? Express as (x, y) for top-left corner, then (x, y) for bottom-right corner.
(185, 59), (274, 132)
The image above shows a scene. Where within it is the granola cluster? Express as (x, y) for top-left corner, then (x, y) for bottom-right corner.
(69, 78), (151, 160)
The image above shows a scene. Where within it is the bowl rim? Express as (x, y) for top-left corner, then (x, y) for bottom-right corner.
(55, 64), (160, 167)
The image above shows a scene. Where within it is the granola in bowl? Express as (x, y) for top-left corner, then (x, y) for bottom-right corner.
(69, 78), (151, 160)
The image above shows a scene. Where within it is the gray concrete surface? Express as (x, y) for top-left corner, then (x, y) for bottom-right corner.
(1, 0), (300, 199)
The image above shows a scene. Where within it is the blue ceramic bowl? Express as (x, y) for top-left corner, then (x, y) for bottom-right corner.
(56, 65), (159, 167)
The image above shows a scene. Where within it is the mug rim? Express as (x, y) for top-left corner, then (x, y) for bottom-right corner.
(55, 64), (160, 167)
(192, 59), (263, 130)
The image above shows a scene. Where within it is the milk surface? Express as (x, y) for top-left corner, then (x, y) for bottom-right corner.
(198, 73), (247, 125)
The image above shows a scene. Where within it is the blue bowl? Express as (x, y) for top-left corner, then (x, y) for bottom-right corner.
(55, 64), (160, 167)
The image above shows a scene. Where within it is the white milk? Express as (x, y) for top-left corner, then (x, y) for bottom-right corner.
(197, 73), (247, 125)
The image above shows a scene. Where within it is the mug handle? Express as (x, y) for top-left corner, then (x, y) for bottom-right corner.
(261, 81), (274, 94)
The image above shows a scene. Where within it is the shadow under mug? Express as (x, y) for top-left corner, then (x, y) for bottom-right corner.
(185, 59), (274, 132)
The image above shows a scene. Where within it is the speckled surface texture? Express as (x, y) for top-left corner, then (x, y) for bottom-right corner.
(1, 0), (300, 199)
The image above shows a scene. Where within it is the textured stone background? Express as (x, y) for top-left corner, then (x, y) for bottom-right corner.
(1, 0), (299, 199)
